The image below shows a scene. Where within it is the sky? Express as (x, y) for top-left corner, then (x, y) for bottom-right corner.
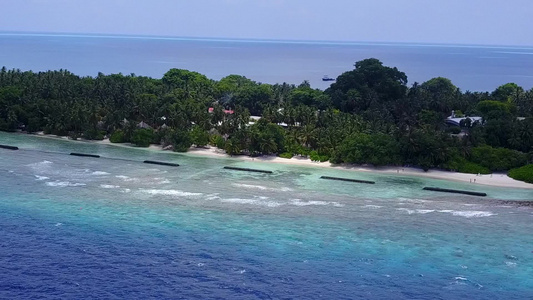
(1, 0), (532, 46)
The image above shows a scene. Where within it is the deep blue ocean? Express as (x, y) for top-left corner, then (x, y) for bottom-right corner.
(0, 132), (532, 299)
(1, 33), (533, 91)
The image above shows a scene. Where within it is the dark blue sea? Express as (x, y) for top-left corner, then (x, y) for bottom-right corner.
(1, 33), (533, 91)
(1, 132), (532, 299)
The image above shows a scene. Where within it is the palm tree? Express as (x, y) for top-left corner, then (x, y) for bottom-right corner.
(298, 124), (317, 148)
(259, 137), (278, 155)
(225, 138), (242, 156)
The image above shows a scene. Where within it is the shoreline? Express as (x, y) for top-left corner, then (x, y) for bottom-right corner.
(14, 132), (533, 189)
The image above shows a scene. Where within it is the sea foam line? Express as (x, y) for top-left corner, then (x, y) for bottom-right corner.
(220, 197), (283, 208)
(290, 199), (344, 207)
(232, 183), (293, 192)
(449, 211), (496, 218)
(100, 184), (120, 189)
(139, 189), (203, 197)
(91, 171), (110, 175)
(46, 181), (86, 187)
(397, 208), (495, 217)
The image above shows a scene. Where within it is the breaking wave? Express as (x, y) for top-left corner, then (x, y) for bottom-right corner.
(139, 189), (203, 197)
(398, 197), (432, 204)
(232, 183), (293, 192)
(116, 175), (138, 182)
(34, 175), (49, 181)
(290, 199), (344, 207)
(91, 171), (110, 175)
(27, 160), (53, 171)
(100, 184), (120, 189)
(364, 205), (383, 209)
(220, 197), (283, 207)
(46, 181), (86, 187)
(397, 208), (495, 217)
(449, 211), (496, 218)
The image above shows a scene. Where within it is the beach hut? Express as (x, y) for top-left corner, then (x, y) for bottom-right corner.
(137, 121), (152, 129)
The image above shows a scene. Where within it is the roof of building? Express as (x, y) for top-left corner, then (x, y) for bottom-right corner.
(208, 107), (234, 114)
(445, 116), (482, 127)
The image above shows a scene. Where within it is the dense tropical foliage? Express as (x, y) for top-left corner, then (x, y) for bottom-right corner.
(508, 164), (533, 184)
(1, 59), (532, 179)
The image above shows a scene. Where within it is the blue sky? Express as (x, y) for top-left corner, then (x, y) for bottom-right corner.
(1, 0), (532, 46)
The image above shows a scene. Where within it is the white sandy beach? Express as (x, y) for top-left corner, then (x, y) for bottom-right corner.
(185, 146), (533, 189)
(27, 132), (533, 189)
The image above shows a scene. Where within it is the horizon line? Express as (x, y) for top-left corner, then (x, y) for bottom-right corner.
(2, 31), (533, 50)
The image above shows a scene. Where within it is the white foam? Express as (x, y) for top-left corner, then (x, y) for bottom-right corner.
(140, 189), (203, 197)
(100, 184), (120, 189)
(396, 208), (493, 217)
(46, 181), (86, 187)
(290, 199), (328, 206)
(220, 197), (283, 207)
(31, 160), (53, 166)
(450, 211), (496, 218)
(416, 209), (435, 214)
(91, 171), (110, 175)
(152, 177), (171, 184)
(116, 175), (138, 182)
(34, 175), (49, 181)
(28, 160), (53, 171)
(396, 208), (436, 215)
(398, 197), (431, 203)
(205, 194), (221, 201)
(454, 276), (468, 281)
(463, 203), (477, 206)
(505, 261), (517, 267)
(232, 183), (293, 192)
(364, 205), (383, 209)
(121, 188), (131, 193)
(232, 183), (267, 190)
(397, 208), (415, 214)
(436, 210), (495, 217)
(290, 199), (343, 207)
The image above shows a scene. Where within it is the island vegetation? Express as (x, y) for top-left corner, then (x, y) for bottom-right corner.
(1, 59), (532, 182)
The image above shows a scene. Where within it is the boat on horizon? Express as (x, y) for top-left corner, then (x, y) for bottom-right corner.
(322, 75), (335, 81)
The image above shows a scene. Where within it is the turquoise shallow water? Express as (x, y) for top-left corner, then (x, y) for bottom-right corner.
(1, 132), (532, 299)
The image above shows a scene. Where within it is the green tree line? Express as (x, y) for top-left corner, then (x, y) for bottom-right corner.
(1, 59), (533, 178)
